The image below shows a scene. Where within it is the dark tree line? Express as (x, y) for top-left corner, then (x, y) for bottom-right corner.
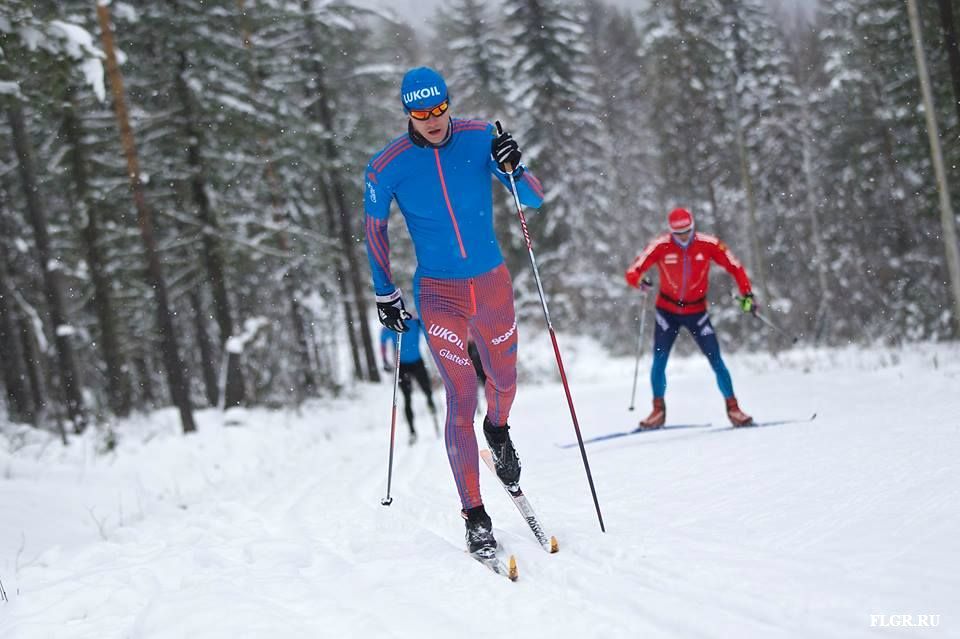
(1, 0), (958, 434)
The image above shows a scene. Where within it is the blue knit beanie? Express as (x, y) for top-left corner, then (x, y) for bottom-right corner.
(400, 67), (448, 111)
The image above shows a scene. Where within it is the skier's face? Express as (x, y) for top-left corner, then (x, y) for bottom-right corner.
(671, 229), (694, 247)
(409, 102), (451, 144)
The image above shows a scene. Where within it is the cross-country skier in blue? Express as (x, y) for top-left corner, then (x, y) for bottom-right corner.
(364, 67), (544, 557)
(380, 317), (437, 445)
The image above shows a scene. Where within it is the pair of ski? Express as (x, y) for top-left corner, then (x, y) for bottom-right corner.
(471, 449), (559, 581)
(558, 413), (818, 449)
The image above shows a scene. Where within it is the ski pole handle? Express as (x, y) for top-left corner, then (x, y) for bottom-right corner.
(495, 121), (514, 174)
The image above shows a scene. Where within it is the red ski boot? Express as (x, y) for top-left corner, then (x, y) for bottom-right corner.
(725, 396), (753, 427)
(639, 398), (666, 430)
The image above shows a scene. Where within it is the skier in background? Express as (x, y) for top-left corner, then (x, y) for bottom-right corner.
(363, 67), (544, 556)
(467, 340), (487, 416)
(380, 316), (438, 445)
(625, 208), (755, 428)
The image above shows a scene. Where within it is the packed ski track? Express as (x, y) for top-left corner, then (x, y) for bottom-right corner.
(1, 338), (958, 638)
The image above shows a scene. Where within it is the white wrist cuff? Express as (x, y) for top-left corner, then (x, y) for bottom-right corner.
(376, 289), (403, 304)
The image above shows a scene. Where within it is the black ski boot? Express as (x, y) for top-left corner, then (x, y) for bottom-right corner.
(462, 504), (497, 556)
(483, 417), (521, 487)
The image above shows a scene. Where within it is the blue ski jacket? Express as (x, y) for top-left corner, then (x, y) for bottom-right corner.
(364, 119), (544, 296)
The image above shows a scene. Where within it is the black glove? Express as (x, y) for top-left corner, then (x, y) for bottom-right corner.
(376, 290), (412, 332)
(491, 122), (522, 174)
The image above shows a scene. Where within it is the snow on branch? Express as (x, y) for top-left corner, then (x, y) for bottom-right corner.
(3, 15), (106, 102)
(226, 317), (270, 355)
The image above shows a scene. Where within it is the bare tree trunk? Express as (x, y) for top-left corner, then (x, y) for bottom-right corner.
(97, 1), (196, 433)
(133, 351), (155, 407)
(908, 0), (960, 338)
(188, 289), (220, 407)
(937, 0), (960, 126)
(0, 252), (33, 424)
(801, 106), (832, 343)
(7, 104), (88, 433)
(19, 315), (46, 419)
(62, 93), (132, 416)
(173, 48), (246, 408)
(317, 179), (365, 381)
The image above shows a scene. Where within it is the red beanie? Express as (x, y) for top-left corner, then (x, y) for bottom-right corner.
(668, 208), (694, 233)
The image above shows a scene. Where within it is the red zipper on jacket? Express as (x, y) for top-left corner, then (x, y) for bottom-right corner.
(434, 148), (467, 259)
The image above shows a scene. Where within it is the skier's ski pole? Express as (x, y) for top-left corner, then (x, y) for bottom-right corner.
(628, 281), (651, 411)
(496, 121), (605, 533)
(381, 332), (403, 506)
(736, 295), (799, 344)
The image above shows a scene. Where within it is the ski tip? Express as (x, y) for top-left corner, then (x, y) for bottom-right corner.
(508, 555), (518, 581)
(549, 536), (559, 554)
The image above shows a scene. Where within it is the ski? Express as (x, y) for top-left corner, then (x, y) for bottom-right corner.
(470, 548), (518, 581)
(726, 412), (818, 431)
(556, 422), (712, 449)
(480, 448), (559, 554)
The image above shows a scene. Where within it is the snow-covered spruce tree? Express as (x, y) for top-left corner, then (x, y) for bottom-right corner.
(717, 0), (807, 347)
(0, 176), (40, 424)
(233, 0), (401, 388)
(780, 11), (841, 344)
(0, 0), (111, 432)
(96, 0), (200, 432)
(31, 0), (138, 418)
(499, 0), (615, 326)
(431, 0), (510, 121)
(576, 0), (661, 349)
(637, 0), (728, 222)
(818, 0), (948, 341)
(117, 0), (252, 408)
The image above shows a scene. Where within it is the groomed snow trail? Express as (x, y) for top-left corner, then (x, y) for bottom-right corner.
(1, 342), (958, 638)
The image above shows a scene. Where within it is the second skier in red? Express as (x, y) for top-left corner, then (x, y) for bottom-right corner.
(625, 208), (756, 428)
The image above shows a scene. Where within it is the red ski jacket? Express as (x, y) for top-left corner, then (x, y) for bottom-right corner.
(625, 232), (752, 315)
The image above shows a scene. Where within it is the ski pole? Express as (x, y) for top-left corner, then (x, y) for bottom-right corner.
(381, 332), (403, 506)
(496, 121), (606, 533)
(628, 281), (652, 411)
(736, 295), (799, 344)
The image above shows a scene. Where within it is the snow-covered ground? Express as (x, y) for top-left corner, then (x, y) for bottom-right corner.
(2, 336), (958, 638)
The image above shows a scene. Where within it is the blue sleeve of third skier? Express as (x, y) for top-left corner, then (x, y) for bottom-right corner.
(364, 162), (396, 296)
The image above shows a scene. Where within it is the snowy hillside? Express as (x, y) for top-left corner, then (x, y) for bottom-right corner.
(2, 338), (958, 638)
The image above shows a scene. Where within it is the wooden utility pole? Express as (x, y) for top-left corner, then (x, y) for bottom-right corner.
(908, 0), (960, 337)
(96, 1), (196, 432)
